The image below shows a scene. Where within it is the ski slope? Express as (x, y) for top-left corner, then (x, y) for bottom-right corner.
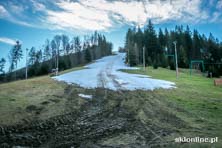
(53, 53), (176, 91)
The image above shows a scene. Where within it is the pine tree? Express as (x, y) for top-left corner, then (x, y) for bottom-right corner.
(192, 30), (201, 59)
(73, 36), (82, 64)
(85, 47), (91, 63)
(129, 43), (139, 66)
(135, 27), (144, 63)
(122, 23), (222, 76)
(158, 28), (166, 49)
(178, 46), (188, 68)
(164, 28), (170, 49)
(125, 28), (133, 64)
(184, 26), (193, 63)
(144, 20), (158, 65)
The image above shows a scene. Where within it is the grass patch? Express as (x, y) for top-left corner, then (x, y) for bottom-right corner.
(121, 67), (222, 146)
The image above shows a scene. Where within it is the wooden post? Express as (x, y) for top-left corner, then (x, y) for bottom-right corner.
(173, 41), (179, 78)
(25, 48), (28, 79)
(56, 48), (59, 76)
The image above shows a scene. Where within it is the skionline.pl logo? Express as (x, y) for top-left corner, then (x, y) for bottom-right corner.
(175, 137), (218, 143)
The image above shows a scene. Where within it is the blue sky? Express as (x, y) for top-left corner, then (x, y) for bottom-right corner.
(0, 0), (222, 71)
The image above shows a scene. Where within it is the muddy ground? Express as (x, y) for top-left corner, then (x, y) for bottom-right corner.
(0, 84), (188, 148)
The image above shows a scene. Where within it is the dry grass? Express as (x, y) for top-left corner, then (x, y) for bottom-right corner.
(0, 66), (85, 125)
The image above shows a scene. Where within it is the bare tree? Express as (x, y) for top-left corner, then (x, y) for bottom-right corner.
(54, 35), (61, 73)
(43, 39), (51, 61)
(28, 47), (36, 65)
(61, 35), (70, 55)
(51, 40), (57, 68)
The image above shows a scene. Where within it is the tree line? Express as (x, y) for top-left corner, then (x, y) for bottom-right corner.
(124, 20), (222, 77)
(0, 31), (112, 82)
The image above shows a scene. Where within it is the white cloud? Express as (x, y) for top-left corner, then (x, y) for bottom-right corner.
(41, 0), (210, 31)
(9, 4), (24, 14)
(0, 4), (35, 28)
(31, 0), (46, 12)
(0, 0), (218, 31)
(44, 1), (112, 31)
(0, 37), (16, 45)
(217, 0), (222, 9)
(211, 12), (222, 23)
(0, 5), (10, 18)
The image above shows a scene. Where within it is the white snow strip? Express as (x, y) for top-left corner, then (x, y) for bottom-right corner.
(53, 53), (176, 91)
(78, 94), (92, 99)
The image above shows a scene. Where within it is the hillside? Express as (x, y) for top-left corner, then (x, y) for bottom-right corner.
(0, 62), (221, 147)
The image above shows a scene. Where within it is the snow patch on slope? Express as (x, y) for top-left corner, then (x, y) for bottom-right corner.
(53, 53), (176, 91)
(78, 94), (92, 99)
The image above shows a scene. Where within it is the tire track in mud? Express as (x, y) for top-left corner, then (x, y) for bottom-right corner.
(0, 90), (131, 148)
(95, 57), (171, 147)
(104, 56), (173, 147)
(0, 88), (175, 148)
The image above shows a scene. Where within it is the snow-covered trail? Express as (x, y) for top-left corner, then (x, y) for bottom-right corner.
(53, 53), (176, 91)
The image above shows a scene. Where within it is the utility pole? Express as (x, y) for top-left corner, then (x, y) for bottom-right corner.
(25, 48), (28, 79)
(143, 46), (145, 71)
(56, 48), (59, 76)
(173, 41), (179, 78)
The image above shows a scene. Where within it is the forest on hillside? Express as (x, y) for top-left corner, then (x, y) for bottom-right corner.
(0, 32), (113, 82)
(124, 20), (222, 77)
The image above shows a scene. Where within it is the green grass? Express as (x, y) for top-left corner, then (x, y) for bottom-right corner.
(121, 67), (222, 146)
